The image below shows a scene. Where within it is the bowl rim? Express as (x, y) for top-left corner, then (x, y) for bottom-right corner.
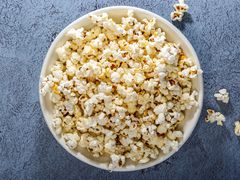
(39, 5), (204, 172)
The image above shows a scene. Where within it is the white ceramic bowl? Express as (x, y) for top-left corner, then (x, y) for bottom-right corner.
(39, 6), (203, 171)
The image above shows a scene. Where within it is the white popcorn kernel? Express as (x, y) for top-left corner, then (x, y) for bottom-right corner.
(171, 11), (184, 22)
(52, 70), (63, 82)
(79, 60), (101, 78)
(64, 133), (80, 150)
(154, 103), (167, 115)
(66, 28), (84, 40)
(159, 44), (179, 65)
(142, 79), (158, 92)
(109, 154), (126, 169)
(56, 41), (71, 62)
(98, 82), (112, 94)
(90, 13), (109, 25)
(111, 72), (121, 83)
(52, 118), (62, 134)
(214, 88), (229, 104)
(155, 113), (165, 125)
(174, 0), (189, 13)
(104, 140), (116, 152)
(97, 112), (108, 125)
(171, 0), (189, 22)
(75, 80), (88, 95)
(70, 52), (81, 64)
(167, 130), (183, 140)
(122, 73), (134, 86)
(157, 124), (168, 134)
(134, 73), (145, 84)
(234, 121), (240, 136)
(66, 61), (76, 76)
(161, 138), (179, 154)
(128, 43), (144, 59)
(205, 109), (226, 126)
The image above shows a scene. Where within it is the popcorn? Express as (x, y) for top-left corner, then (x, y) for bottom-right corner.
(40, 10), (202, 169)
(98, 82), (112, 94)
(181, 65), (202, 78)
(170, 11), (184, 22)
(56, 41), (71, 62)
(52, 117), (62, 135)
(142, 79), (158, 92)
(154, 103), (167, 115)
(63, 133), (80, 150)
(159, 44), (179, 65)
(134, 73), (145, 84)
(174, 0), (189, 13)
(111, 72), (121, 83)
(205, 109), (225, 126)
(234, 121), (240, 136)
(171, 0), (189, 22)
(109, 154), (126, 169)
(155, 113), (165, 125)
(79, 60), (101, 78)
(122, 73), (134, 86)
(214, 89), (229, 104)
(66, 28), (84, 40)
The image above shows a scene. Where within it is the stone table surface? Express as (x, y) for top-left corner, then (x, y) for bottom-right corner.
(1, 0), (240, 179)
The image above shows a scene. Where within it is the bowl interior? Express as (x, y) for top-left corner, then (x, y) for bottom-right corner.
(39, 6), (203, 171)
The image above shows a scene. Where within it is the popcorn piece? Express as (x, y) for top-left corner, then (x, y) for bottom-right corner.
(56, 41), (71, 62)
(109, 154), (126, 169)
(134, 73), (145, 84)
(159, 44), (179, 65)
(52, 117), (62, 135)
(171, 11), (184, 22)
(234, 121), (240, 136)
(214, 89), (229, 104)
(111, 72), (121, 83)
(171, 0), (189, 22)
(66, 28), (84, 40)
(174, 0), (189, 13)
(122, 73), (134, 86)
(205, 109), (226, 126)
(98, 82), (112, 94)
(154, 103), (167, 115)
(64, 133), (80, 150)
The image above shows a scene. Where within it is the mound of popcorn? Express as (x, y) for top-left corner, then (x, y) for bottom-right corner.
(40, 10), (202, 169)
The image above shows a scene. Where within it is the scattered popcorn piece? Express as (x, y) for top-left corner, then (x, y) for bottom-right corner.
(234, 121), (240, 136)
(170, 11), (184, 22)
(214, 89), (229, 104)
(174, 0), (189, 13)
(205, 109), (225, 126)
(40, 10), (202, 169)
(171, 0), (189, 22)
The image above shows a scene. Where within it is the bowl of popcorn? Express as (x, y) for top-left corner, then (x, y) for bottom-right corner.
(39, 6), (203, 171)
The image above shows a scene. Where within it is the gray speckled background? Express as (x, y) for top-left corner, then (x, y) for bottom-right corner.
(1, 0), (240, 179)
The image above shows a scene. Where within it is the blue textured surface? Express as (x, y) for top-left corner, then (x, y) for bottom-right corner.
(0, 0), (240, 179)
